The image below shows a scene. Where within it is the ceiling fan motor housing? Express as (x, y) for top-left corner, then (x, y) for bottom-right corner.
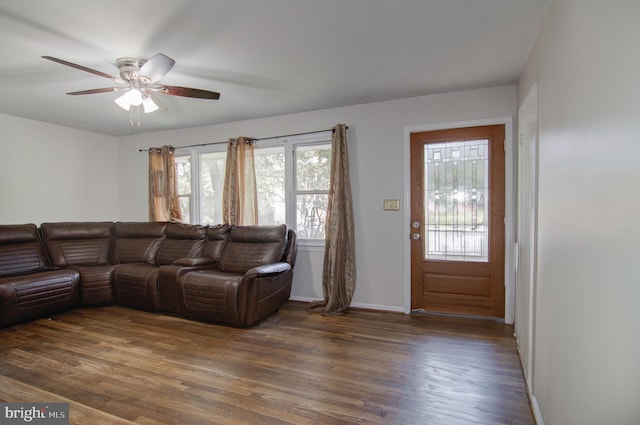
(116, 57), (148, 83)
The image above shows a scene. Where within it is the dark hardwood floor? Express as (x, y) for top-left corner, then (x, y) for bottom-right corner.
(0, 302), (534, 425)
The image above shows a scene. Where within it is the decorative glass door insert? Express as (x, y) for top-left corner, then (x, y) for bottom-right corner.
(424, 139), (489, 262)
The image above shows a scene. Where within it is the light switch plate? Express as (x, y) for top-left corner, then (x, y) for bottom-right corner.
(383, 199), (400, 211)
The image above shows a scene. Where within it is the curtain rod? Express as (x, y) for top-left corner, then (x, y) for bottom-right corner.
(137, 127), (347, 152)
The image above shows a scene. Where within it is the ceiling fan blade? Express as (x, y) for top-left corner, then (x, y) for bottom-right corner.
(66, 87), (121, 95)
(139, 53), (175, 83)
(157, 85), (220, 100)
(42, 56), (122, 82)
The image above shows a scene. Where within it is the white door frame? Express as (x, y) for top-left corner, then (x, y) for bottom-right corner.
(516, 83), (539, 391)
(403, 117), (515, 323)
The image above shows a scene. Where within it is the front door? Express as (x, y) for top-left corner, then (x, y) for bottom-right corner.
(410, 125), (505, 318)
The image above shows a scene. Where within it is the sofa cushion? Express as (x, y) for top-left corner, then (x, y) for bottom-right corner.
(201, 224), (230, 264)
(0, 269), (80, 327)
(157, 223), (208, 265)
(111, 222), (167, 265)
(41, 222), (113, 267)
(218, 225), (287, 274)
(0, 224), (49, 277)
(71, 264), (117, 306)
(179, 269), (245, 325)
(113, 263), (160, 310)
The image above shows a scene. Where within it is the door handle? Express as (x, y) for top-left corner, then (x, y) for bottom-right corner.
(412, 233), (421, 240)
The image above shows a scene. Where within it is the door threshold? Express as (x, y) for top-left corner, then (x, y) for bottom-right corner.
(410, 309), (505, 323)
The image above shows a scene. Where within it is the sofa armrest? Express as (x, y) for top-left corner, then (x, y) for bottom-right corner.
(173, 257), (216, 266)
(245, 262), (291, 278)
(241, 262), (293, 326)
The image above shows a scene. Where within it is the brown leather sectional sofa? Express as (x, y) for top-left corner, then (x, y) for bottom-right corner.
(0, 222), (297, 328)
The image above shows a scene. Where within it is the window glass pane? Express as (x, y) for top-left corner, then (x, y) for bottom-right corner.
(424, 140), (489, 262)
(295, 144), (331, 191)
(175, 156), (191, 221)
(178, 196), (190, 224)
(296, 193), (327, 239)
(199, 151), (226, 225)
(254, 146), (285, 225)
(175, 156), (191, 195)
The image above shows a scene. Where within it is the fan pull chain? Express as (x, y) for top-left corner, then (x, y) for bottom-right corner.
(127, 106), (142, 127)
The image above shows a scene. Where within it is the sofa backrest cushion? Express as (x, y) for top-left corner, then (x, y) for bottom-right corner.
(112, 222), (167, 265)
(284, 229), (298, 268)
(218, 225), (287, 273)
(202, 224), (230, 264)
(0, 224), (49, 277)
(157, 223), (208, 265)
(41, 222), (113, 267)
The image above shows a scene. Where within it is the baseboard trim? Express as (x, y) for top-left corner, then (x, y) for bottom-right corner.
(288, 296), (316, 304)
(289, 296), (405, 313)
(531, 395), (544, 425)
(514, 332), (543, 425)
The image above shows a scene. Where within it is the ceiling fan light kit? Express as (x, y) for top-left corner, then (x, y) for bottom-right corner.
(114, 88), (143, 111)
(42, 53), (220, 126)
(142, 96), (160, 113)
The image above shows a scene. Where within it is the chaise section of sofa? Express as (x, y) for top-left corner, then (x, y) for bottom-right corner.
(178, 224), (296, 327)
(0, 224), (79, 327)
(41, 222), (116, 306)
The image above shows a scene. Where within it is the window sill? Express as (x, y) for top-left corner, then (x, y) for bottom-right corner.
(297, 240), (325, 252)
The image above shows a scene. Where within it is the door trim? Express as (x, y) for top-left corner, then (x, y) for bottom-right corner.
(516, 82), (539, 392)
(403, 117), (515, 323)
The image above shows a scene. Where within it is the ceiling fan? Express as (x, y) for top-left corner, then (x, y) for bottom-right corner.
(42, 53), (220, 118)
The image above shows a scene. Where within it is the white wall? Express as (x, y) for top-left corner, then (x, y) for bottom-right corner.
(0, 113), (119, 225)
(118, 86), (516, 310)
(518, 1), (640, 424)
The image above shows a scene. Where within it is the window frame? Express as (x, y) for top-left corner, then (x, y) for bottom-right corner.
(174, 130), (332, 247)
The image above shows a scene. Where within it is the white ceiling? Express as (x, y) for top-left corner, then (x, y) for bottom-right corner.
(0, 0), (549, 137)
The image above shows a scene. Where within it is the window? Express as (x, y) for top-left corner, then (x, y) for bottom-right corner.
(294, 143), (331, 239)
(175, 132), (331, 243)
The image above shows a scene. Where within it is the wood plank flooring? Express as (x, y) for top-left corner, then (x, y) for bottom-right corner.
(0, 302), (534, 425)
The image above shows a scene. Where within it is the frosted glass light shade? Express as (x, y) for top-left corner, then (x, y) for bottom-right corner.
(114, 88), (144, 111)
(126, 88), (143, 106)
(142, 96), (159, 113)
(114, 91), (132, 111)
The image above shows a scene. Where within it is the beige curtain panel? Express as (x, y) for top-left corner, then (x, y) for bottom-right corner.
(148, 145), (182, 222)
(222, 137), (258, 226)
(308, 123), (356, 315)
